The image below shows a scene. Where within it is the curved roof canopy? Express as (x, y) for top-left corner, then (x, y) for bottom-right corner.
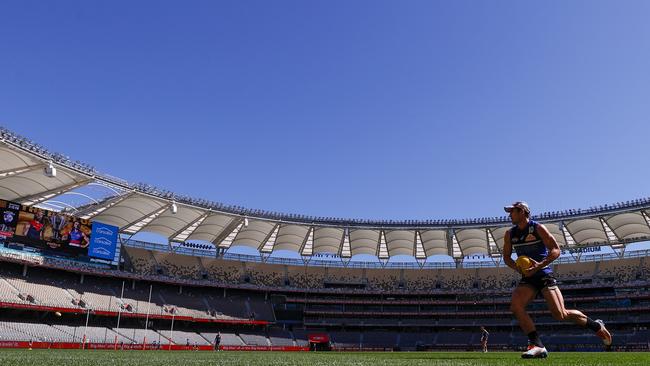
(2, 127), (650, 261)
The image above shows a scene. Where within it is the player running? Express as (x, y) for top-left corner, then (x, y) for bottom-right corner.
(480, 326), (489, 353)
(502, 201), (612, 358)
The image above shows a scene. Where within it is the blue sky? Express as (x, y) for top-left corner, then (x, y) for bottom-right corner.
(2, 0), (650, 222)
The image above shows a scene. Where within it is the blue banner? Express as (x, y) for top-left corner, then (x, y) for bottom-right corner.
(88, 221), (118, 261)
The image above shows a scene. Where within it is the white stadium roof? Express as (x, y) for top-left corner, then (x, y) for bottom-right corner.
(2, 127), (650, 262)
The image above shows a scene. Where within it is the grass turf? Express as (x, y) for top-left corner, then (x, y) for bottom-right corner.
(0, 350), (648, 366)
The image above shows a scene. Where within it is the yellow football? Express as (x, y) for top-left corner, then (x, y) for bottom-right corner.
(516, 255), (533, 271)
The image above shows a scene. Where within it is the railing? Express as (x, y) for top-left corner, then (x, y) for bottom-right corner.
(122, 239), (466, 268)
(0, 246), (111, 270)
(2, 244), (649, 297)
(121, 237), (650, 269)
(625, 249), (650, 258)
(462, 261), (498, 268)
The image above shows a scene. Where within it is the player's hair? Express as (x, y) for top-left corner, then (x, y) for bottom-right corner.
(515, 207), (530, 218)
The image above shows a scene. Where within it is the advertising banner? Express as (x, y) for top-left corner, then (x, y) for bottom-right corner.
(88, 221), (118, 261)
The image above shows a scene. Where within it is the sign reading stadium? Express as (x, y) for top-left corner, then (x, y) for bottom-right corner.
(561, 246), (603, 255)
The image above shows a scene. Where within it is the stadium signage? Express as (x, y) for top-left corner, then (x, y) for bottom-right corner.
(88, 221), (119, 261)
(562, 246), (602, 255)
(313, 253), (340, 259)
(96, 226), (115, 236)
(0, 199), (118, 263)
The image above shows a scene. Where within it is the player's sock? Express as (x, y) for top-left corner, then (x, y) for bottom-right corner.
(527, 331), (544, 348)
(585, 317), (603, 332)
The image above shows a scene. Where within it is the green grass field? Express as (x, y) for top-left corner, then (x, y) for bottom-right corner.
(0, 350), (648, 366)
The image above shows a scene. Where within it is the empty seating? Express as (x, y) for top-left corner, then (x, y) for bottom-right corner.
(238, 331), (268, 346)
(267, 328), (293, 346)
(157, 329), (209, 345)
(291, 328), (309, 347)
(200, 332), (243, 346)
(363, 331), (397, 348)
(330, 331), (361, 348)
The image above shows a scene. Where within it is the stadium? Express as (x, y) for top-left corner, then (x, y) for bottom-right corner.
(0, 126), (649, 366)
(3, 2), (650, 364)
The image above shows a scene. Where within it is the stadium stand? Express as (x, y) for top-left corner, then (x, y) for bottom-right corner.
(157, 329), (209, 345)
(290, 328), (310, 347)
(200, 332), (243, 346)
(1, 244), (649, 352)
(268, 328), (294, 346)
(238, 331), (269, 346)
(329, 331), (361, 349)
(0, 127), (649, 352)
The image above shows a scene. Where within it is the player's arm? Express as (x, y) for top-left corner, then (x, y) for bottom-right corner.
(502, 229), (520, 273)
(536, 223), (560, 266)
